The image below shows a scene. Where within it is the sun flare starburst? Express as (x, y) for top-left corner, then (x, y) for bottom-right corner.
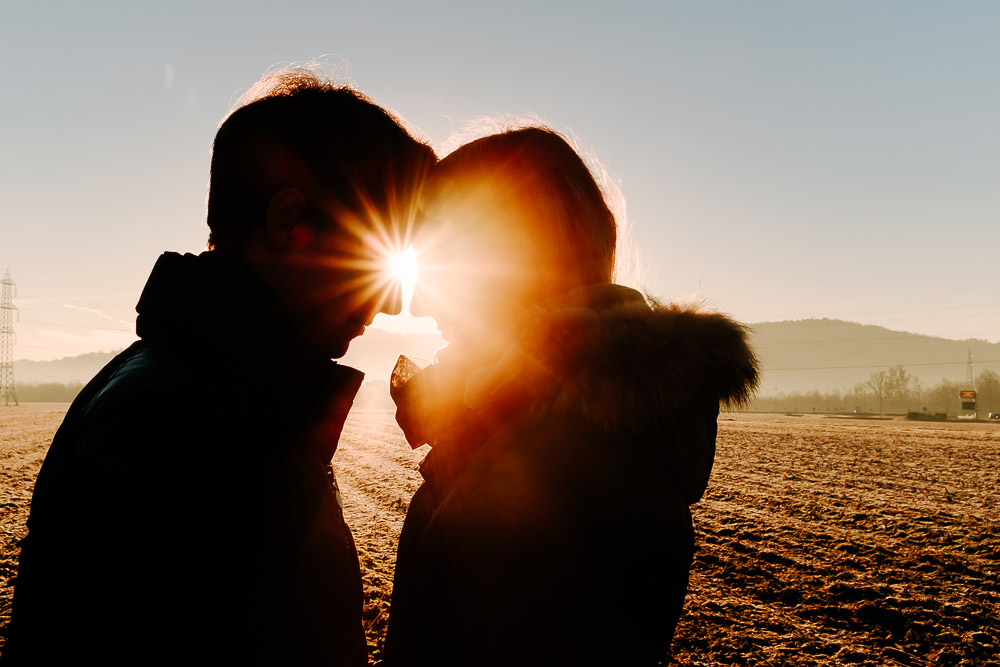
(386, 245), (419, 305)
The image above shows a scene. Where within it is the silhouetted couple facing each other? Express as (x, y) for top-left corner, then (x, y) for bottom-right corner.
(3, 69), (758, 666)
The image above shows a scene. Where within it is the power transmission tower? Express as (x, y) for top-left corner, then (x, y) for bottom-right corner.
(966, 346), (975, 389)
(1, 269), (18, 406)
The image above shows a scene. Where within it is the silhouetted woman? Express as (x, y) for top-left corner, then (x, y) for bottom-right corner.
(383, 127), (759, 666)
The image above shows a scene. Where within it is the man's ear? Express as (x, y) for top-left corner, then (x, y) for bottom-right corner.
(265, 188), (311, 252)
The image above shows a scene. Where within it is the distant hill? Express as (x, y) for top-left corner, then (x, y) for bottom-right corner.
(750, 319), (1000, 395)
(14, 351), (121, 385)
(13, 320), (997, 398)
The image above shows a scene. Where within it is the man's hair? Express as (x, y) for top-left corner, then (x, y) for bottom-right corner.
(207, 69), (435, 249)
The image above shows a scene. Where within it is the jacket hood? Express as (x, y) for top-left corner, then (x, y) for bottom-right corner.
(137, 251), (295, 361)
(463, 284), (760, 435)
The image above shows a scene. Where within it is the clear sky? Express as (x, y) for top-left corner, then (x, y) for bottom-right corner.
(2, 1), (998, 362)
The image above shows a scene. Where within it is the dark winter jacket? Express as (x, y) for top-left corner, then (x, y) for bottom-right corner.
(383, 284), (759, 666)
(2, 251), (368, 666)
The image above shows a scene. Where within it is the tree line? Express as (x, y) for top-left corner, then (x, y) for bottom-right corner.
(13, 382), (85, 403)
(749, 367), (1000, 416)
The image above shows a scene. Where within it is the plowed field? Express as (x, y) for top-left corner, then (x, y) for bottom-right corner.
(2, 405), (998, 665)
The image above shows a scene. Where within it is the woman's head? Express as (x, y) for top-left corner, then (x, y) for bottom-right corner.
(414, 127), (618, 355)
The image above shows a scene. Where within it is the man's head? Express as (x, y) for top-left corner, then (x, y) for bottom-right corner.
(207, 69), (435, 358)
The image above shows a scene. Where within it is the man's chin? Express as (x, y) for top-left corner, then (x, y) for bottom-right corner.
(327, 323), (366, 359)
(327, 338), (352, 360)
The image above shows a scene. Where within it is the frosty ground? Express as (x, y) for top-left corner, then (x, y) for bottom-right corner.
(1, 405), (998, 665)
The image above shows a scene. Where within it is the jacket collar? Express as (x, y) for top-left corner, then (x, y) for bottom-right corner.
(135, 251), (364, 458)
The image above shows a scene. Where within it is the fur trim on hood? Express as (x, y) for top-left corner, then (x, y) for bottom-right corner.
(463, 284), (760, 436)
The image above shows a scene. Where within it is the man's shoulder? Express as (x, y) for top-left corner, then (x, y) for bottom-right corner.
(79, 342), (184, 418)
(69, 340), (248, 442)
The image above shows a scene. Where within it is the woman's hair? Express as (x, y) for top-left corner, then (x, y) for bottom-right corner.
(434, 127), (618, 290)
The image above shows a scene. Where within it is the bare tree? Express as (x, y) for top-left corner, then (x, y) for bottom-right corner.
(883, 365), (920, 411)
(927, 379), (963, 415)
(976, 370), (1000, 415)
(867, 370), (889, 414)
(852, 382), (870, 412)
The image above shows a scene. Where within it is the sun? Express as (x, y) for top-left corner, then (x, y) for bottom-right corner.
(386, 245), (419, 310)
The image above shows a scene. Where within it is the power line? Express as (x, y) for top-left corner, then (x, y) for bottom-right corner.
(758, 336), (983, 347)
(766, 359), (1000, 372)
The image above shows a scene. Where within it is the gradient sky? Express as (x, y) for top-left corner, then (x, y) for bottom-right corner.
(2, 1), (998, 361)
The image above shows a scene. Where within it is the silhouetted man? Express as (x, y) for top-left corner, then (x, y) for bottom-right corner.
(2, 70), (434, 666)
